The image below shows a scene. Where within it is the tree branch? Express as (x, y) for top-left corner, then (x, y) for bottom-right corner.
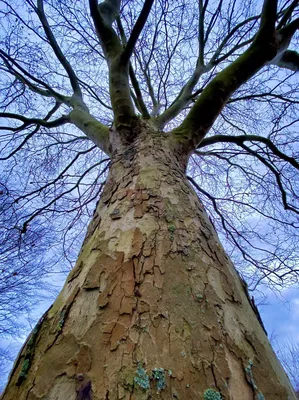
(274, 50), (299, 71)
(270, 17), (299, 71)
(0, 50), (67, 102)
(14, 146), (103, 203)
(0, 102), (62, 160)
(277, 0), (298, 29)
(129, 65), (150, 119)
(121, 0), (154, 65)
(19, 161), (110, 235)
(89, 0), (122, 58)
(228, 92), (299, 104)
(153, 13), (260, 129)
(116, 17), (150, 119)
(170, 0), (279, 152)
(89, 0), (136, 129)
(134, 52), (160, 116)
(256, 0), (277, 43)
(198, 134), (299, 170)
(0, 112), (70, 131)
(36, 0), (82, 97)
(69, 108), (110, 155)
(239, 143), (299, 215)
(187, 174), (298, 286)
(198, 0), (206, 66)
(208, 15), (259, 66)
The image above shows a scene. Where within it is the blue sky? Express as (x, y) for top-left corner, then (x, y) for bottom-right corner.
(260, 287), (299, 345)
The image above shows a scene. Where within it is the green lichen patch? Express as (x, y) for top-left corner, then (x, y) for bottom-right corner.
(152, 367), (166, 392)
(168, 224), (176, 241)
(204, 388), (222, 400)
(133, 364), (167, 393)
(245, 359), (257, 389)
(168, 225), (176, 232)
(16, 311), (48, 386)
(17, 359), (30, 385)
(257, 393), (265, 400)
(195, 293), (204, 302)
(134, 363), (150, 390)
(56, 309), (67, 333)
(244, 359), (265, 400)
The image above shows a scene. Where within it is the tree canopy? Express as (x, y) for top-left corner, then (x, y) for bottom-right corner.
(0, 0), (299, 373)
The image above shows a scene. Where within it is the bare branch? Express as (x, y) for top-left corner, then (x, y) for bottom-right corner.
(277, 0), (299, 29)
(19, 161), (110, 235)
(69, 108), (110, 154)
(116, 17), (150, 118)
(0, 50), (66, 102)
(129, 65), (150, 119)
(89, 0), (122, 58)
(121, 0), (154, 65)
(89, 0), (136, 128)
(198, 134), (299, 170)
(256, 0), (277, 43)
(171, 0), (279, 152)
(36, 0), (82, 97)
(198, 0), (206, 66)
(0, 100), (63, 160)
(270, 17), (299, 71)
(0, 112), (70, 132)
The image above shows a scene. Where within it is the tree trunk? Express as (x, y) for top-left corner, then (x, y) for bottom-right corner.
(2, 125), (296, 400)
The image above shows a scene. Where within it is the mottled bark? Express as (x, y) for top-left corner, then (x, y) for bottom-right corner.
(2, 123), (296, 400)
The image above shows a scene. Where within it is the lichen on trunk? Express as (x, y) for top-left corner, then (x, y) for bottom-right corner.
(2, 124), (296, 400)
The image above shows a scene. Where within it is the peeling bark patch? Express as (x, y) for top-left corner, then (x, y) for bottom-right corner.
(110, 208), (121, 219)
(68, 262), (84, 283)
(84, 212), (101, 241)
(129, 228), (144, 257)
(83, 263), (104, 290)
(102, 179), (117, 204)
(56, 286), (80, 333)
(57, 309), (67, 333)
(46, 286), (80, 350)
(110, 317), (130, 350)
(76, 345), (92, 374)
(98, 293), (109, 309)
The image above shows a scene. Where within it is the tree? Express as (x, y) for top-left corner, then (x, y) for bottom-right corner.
(0, 195), (55, 336)
(275, 338), (299, 392)
(0, 0), (298, 398)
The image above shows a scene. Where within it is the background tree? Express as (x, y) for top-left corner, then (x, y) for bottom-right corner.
(0, 0), (298, 398)
(274, 338), (299, 393)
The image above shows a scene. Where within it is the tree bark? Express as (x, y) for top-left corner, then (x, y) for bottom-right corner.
(2, 123), (296, 400)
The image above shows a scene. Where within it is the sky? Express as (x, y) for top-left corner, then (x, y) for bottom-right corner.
(260, 287), (299, 345)
(0, 0), (298, 395)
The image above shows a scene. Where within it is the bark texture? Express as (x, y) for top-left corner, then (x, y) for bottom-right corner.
(2, 124), (296, 400)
